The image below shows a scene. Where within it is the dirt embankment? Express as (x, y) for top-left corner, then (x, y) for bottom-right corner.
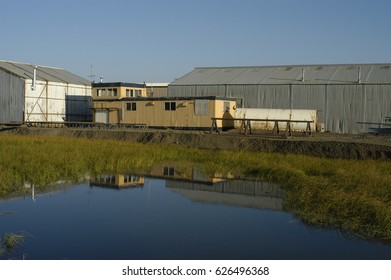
(3, 126), (391, 160)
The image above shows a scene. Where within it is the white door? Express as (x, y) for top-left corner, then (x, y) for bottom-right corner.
(95, 110), (108, 124)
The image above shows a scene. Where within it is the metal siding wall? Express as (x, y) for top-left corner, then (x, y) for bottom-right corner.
(25, 81), (49, 122)
(168, 83), (391, 134)
(291, 85), (325, 123)
(169, 85), (198, 97)
(261, 85), (290, 109)
(364, 84), (391, 133)
(25, 81), (92, 122)
(196, 85), (226, 96)
(0, 70), (24, 123)
(226, 85), (257, 107)
(326, 85), (364, 133)
(226, 85), (291, 109)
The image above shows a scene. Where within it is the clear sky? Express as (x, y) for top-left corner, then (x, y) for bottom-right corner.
(1, 0), (390, 83)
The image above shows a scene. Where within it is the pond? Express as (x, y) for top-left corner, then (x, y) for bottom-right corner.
(1, 170), (391, 260)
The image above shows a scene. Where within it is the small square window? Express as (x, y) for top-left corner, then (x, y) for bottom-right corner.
(126, 102), (137, 111)
(164, 102), (176, 111)
(165, 102), (170, 110)
(163, 167), (175, 176)
(97, 89), (106, 97)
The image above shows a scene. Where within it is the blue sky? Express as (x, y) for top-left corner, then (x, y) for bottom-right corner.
(1, 0), (390, 82)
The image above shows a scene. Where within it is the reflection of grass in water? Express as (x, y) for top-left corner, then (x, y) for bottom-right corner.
(4, 233), (25, 251)
(0, 211), (17, 216)
(0, 134), (391, 243)
(0, 232), (28, 257)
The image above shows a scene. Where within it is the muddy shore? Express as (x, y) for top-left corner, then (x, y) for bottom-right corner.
(2, 126), (391, 160)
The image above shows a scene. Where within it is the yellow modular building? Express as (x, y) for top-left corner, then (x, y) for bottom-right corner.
(90, 174), (145, 188)
(145, 83), (168, 97)
(92, 83), (237, 130)
(92, 82), (147, 99)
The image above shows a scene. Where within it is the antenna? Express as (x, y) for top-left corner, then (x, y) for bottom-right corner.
(88, 64), (96, 83)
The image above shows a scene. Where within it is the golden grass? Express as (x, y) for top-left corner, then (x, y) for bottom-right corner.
(1, 134), (391, 242)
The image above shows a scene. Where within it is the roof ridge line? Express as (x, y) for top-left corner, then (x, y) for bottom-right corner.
(194, 63), (391, 69)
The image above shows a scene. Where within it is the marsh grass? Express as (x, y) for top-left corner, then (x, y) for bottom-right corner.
(0, 232), (29, 257)
(1, 134), (391, 242)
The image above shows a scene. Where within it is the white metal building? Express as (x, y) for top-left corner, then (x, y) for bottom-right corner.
(169, 64), (391, 134)
(0, 60), (92, 124)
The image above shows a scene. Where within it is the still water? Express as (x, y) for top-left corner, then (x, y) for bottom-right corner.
(1, 173), (391, 260)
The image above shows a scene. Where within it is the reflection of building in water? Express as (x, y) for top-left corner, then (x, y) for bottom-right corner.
(90, 174), (144, 188)
(150, 165), (232, 184)
(87, 165), (284, 211)
(167, 180), (284, 211)
(18, 180), (77, 202)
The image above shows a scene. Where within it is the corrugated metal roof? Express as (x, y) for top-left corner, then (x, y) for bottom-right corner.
(0, 60), (91, 86)
(170, 64), (391, 85)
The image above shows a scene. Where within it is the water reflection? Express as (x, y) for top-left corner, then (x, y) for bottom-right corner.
(1, 167), (391, 260)
(90, 174), (144, 189)
(89, 165), (284, 211)
(168, 180), (283, 211)
(3, 181), (76, 202)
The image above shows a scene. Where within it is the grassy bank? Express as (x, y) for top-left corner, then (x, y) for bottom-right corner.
(1, 134), (391, 242)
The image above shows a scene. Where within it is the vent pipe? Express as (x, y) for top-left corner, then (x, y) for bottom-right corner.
(358, 66), (362, 83)
(301, 68), (305, 82)
(100, 76), (103, 83)
(31, 66), (37, 91)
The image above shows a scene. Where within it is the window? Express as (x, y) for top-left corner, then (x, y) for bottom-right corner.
(126, 102), (137, 111)
(195, 100), (209, 115)
(126, 89), (134, 97)
(136, 90), (142, 97)
(107, 88), (117, 97)
(163, 167), (175, 176)
(222, 101), (230, 112)
(97, 89), (105, 97)
(164, 102), (176, 111)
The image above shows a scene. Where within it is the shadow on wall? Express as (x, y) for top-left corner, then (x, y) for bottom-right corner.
(368, 127), (391, 134)
(357, 121), (391, 134)
(65, 96), (93, 122)
(222, 111), (234, 131)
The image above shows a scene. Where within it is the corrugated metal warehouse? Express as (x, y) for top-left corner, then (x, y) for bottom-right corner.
(0, 60), (92, 124)
(169, 64), (391, 134)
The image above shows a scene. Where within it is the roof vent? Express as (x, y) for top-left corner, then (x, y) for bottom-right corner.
(301, 68), (305, 82)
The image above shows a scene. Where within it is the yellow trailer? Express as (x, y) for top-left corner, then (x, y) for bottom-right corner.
(92, 96), (237, 130)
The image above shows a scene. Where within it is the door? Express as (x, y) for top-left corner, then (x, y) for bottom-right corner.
(95, 110), (108, 124)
